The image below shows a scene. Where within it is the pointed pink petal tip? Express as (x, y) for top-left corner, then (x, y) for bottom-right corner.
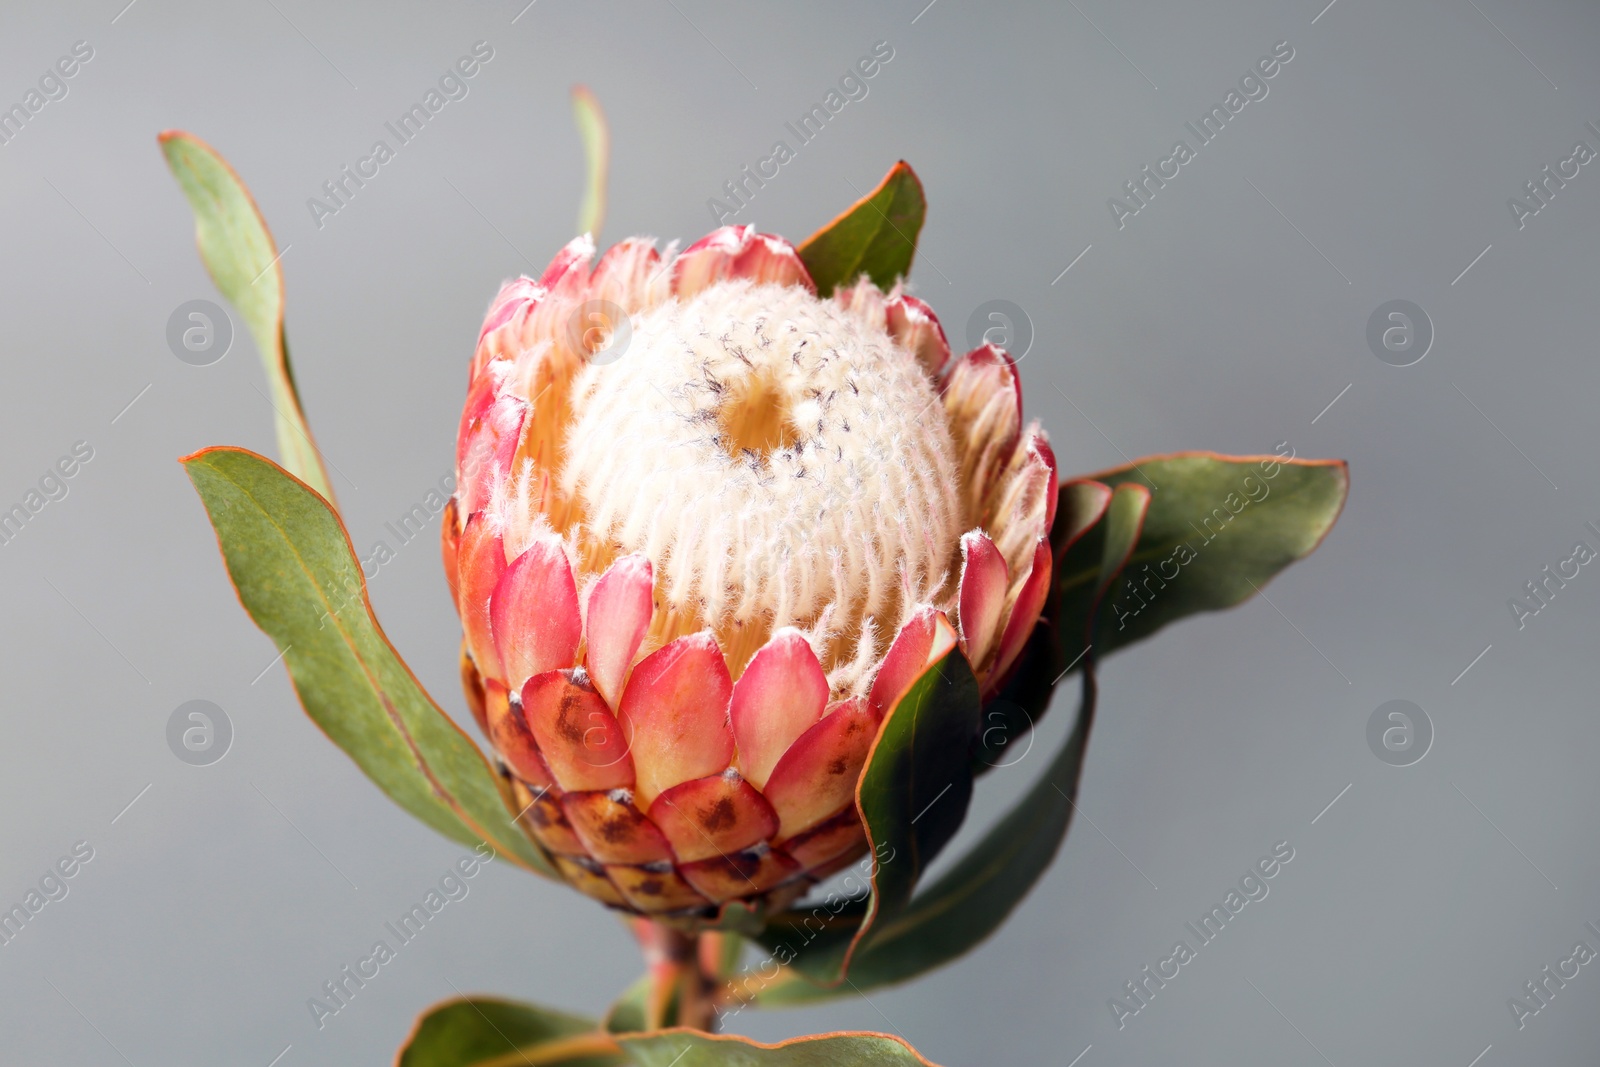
(731, 628), (828, 790)
(584, 553), (654, 710)
(615, 631), (735, 808)
(958, 530), (1009, 670)
(673, 225), (815, 297)
(989, 537), (1053, 692)
(886, 293), (951, 377)
(763, 699), (879, 840)
(868, 608), (959, 719)
(491, 537), (581, 689)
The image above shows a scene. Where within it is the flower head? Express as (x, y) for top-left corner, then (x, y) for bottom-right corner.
(446, 225), (1056, 917)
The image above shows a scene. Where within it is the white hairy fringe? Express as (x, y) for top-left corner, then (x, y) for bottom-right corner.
(544, 279), (965, 690)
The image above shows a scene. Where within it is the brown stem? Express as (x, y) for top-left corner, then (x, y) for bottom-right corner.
(632, 919), (717, 1032)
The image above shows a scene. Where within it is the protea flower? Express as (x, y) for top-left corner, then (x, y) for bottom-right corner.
(444, 224), (1057, 918)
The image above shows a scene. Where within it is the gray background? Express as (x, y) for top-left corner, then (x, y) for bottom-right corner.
(2, 0), (1597, 1063)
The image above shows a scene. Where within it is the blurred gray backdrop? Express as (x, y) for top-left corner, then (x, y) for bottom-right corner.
(4, 0), (1600, 1063)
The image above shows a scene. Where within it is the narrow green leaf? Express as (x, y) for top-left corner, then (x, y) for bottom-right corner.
(797, 161), (926, 296)
(571, 85), (609, 240)
(160, 131), (337, 505)
(620, 1030), (939, 1067)
(1086, 452), (1348, 654)
(754, 646), (982, 986)
(398, 996), (622, 1067)
(857, 648), (983, 921)
(181, 446), (554, 877)
(755, 485), (1146, 1005)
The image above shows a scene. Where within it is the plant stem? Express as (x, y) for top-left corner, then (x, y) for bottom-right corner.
(633, 919), (717, 1032)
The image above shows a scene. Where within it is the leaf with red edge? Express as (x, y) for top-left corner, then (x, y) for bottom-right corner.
(160, 132), (337, 506)
(1084, 452), (1349, 656)
(798, 161), (927, 297)
(181, 447), (553, 877)
(620, 1029), (941, 1067)
(397, 996), (622, 1066)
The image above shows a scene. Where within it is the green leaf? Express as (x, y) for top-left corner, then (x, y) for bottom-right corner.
(399, 996), (624, 1067)
(798, 162), (926, 296)
(857, 648), (983, 922)
(160, 131), (337, 506)
(603, 976), (651, 1035)
(742, 454), (1345, 1003)
(571, 85), (609, 240)
(619, 1030), (939, 1067)
(985, 452), (1344, 759)
(755, 483), (1145, 1005)
(754, 645), (982, 986)
(181, 446), (554, 877)
(1085, 452), (1348, 655)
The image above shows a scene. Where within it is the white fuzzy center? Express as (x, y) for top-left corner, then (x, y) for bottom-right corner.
(559, 280), (963, 682)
